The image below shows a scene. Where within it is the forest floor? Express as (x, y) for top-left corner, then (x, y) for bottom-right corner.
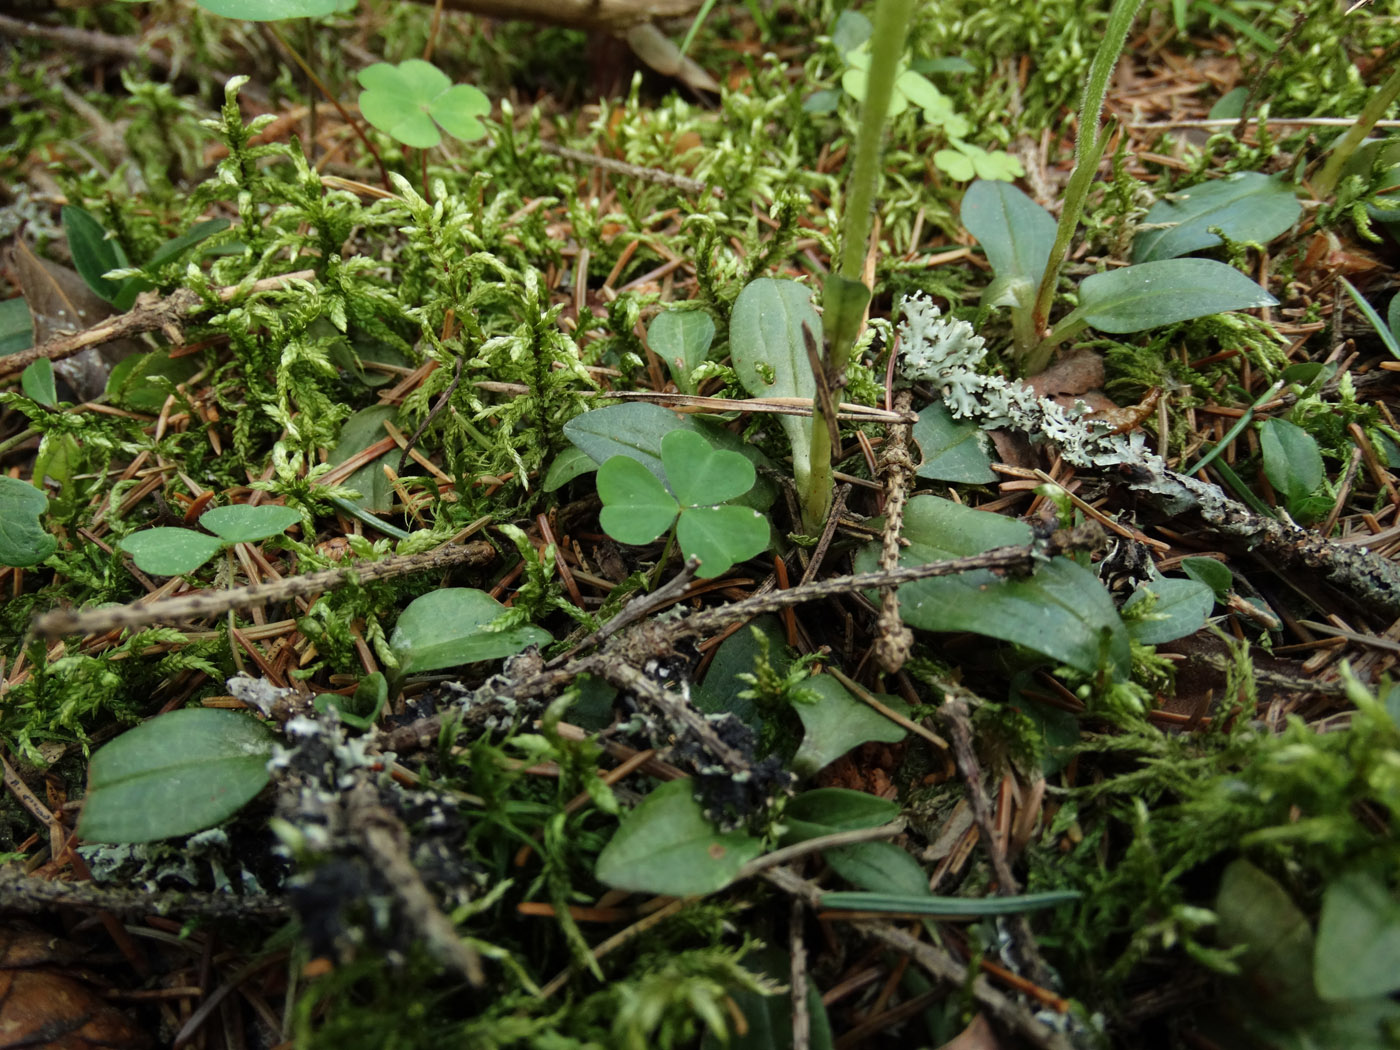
(1, 1), (1399, 1048)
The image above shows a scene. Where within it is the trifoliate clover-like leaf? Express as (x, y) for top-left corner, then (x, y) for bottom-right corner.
(357, 59), (490, 149)
(596, 429), (769, 578)
(842, 48), (967, 133)
(935, 140), (1024, 182)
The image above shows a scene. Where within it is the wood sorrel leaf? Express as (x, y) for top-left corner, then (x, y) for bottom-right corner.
(1074, 258), (1277, 334)
(0, 476), (57, 568)
(595, 779), (762, 896)
(563, 403), (777, 510)
(77, 709), (276, 844)
(675, 503), (769, 578)
(961, 179), (1057, 287)
(1132, 172), (1301, 263)
(199, 504), (301, 544)
(597, 455), (679, 545)
(357, 60), (490, 148)
(389, 588), (550, 674)
(730, 278), (819, 494)
(662, 429), (754, 508)
(119, 528), (224, 576)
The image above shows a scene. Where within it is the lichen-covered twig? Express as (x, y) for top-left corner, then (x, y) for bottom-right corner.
(873, 389), (917, 673)
(0, 270), (316, 382)
(895, 294), (1400, 618)
(31, 541), (494, 640)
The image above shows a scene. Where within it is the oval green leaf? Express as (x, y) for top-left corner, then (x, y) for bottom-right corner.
(1180, 556), (1232, 600)
(790, 676), (907, 777)
(77, 709), (276, 844)
(961, 179), (1057, 286)
(0, 298), (34, 357)
(825, 841), (929, 896)
(595, 779), (762, 896)
(854, 495), (1129, 676)
(1315, 873), (1400, 1001)
(329, 404), (398, 511)
(389, 588), (551, 675)
(730, 278), (819, 489)
(911, 401), (996, 483)
(200, 504), (301, 543)
(0, 476), (57, 568)
(542, 445), (598, 492)
(597, 455), (679, 545)
(119, 528), (224, 575)
(783, 788), (900, 844)
(1076, 258), (1277, 334)
(1132, 173), (1302, 263)
(197, 0), (348, 20)
(648, 309), (715, 395)
(1124, 577), (1215, 644)
(62, 205), (128, 306)
(20, 358), (57, 408)
(1258, 417), (1323, 506)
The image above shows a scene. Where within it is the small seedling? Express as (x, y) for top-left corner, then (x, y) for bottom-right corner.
(596, 429), (769, 578)
(119, 504), (302, 575)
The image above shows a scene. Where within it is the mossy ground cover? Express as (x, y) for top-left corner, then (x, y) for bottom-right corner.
(1, 1), (1399, 1047)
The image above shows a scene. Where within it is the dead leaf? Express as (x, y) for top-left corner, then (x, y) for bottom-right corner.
(937, 1012), (1006, 1050)
(625, 23), (721, 93)
(0, 923), (149, 1050)
(8, 239), (141, 402)
(1026, 348), (1104, 399)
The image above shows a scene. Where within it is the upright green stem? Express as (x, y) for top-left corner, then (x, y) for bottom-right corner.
(835, 0), (915, 286)
(1311, 62), (1400, 201)
(1028, 0), (1144, 341)
(803, 0), (914, 531)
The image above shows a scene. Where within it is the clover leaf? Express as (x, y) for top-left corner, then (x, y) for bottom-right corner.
(357, 60), (490, 149)
(841, 47), (969, 137)
(935, 139), (1026, 182)
(596, 429), (769, 578)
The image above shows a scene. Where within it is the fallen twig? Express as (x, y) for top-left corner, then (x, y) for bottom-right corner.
(31, 541), (494, 640)
(0, 270), (317, 382)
